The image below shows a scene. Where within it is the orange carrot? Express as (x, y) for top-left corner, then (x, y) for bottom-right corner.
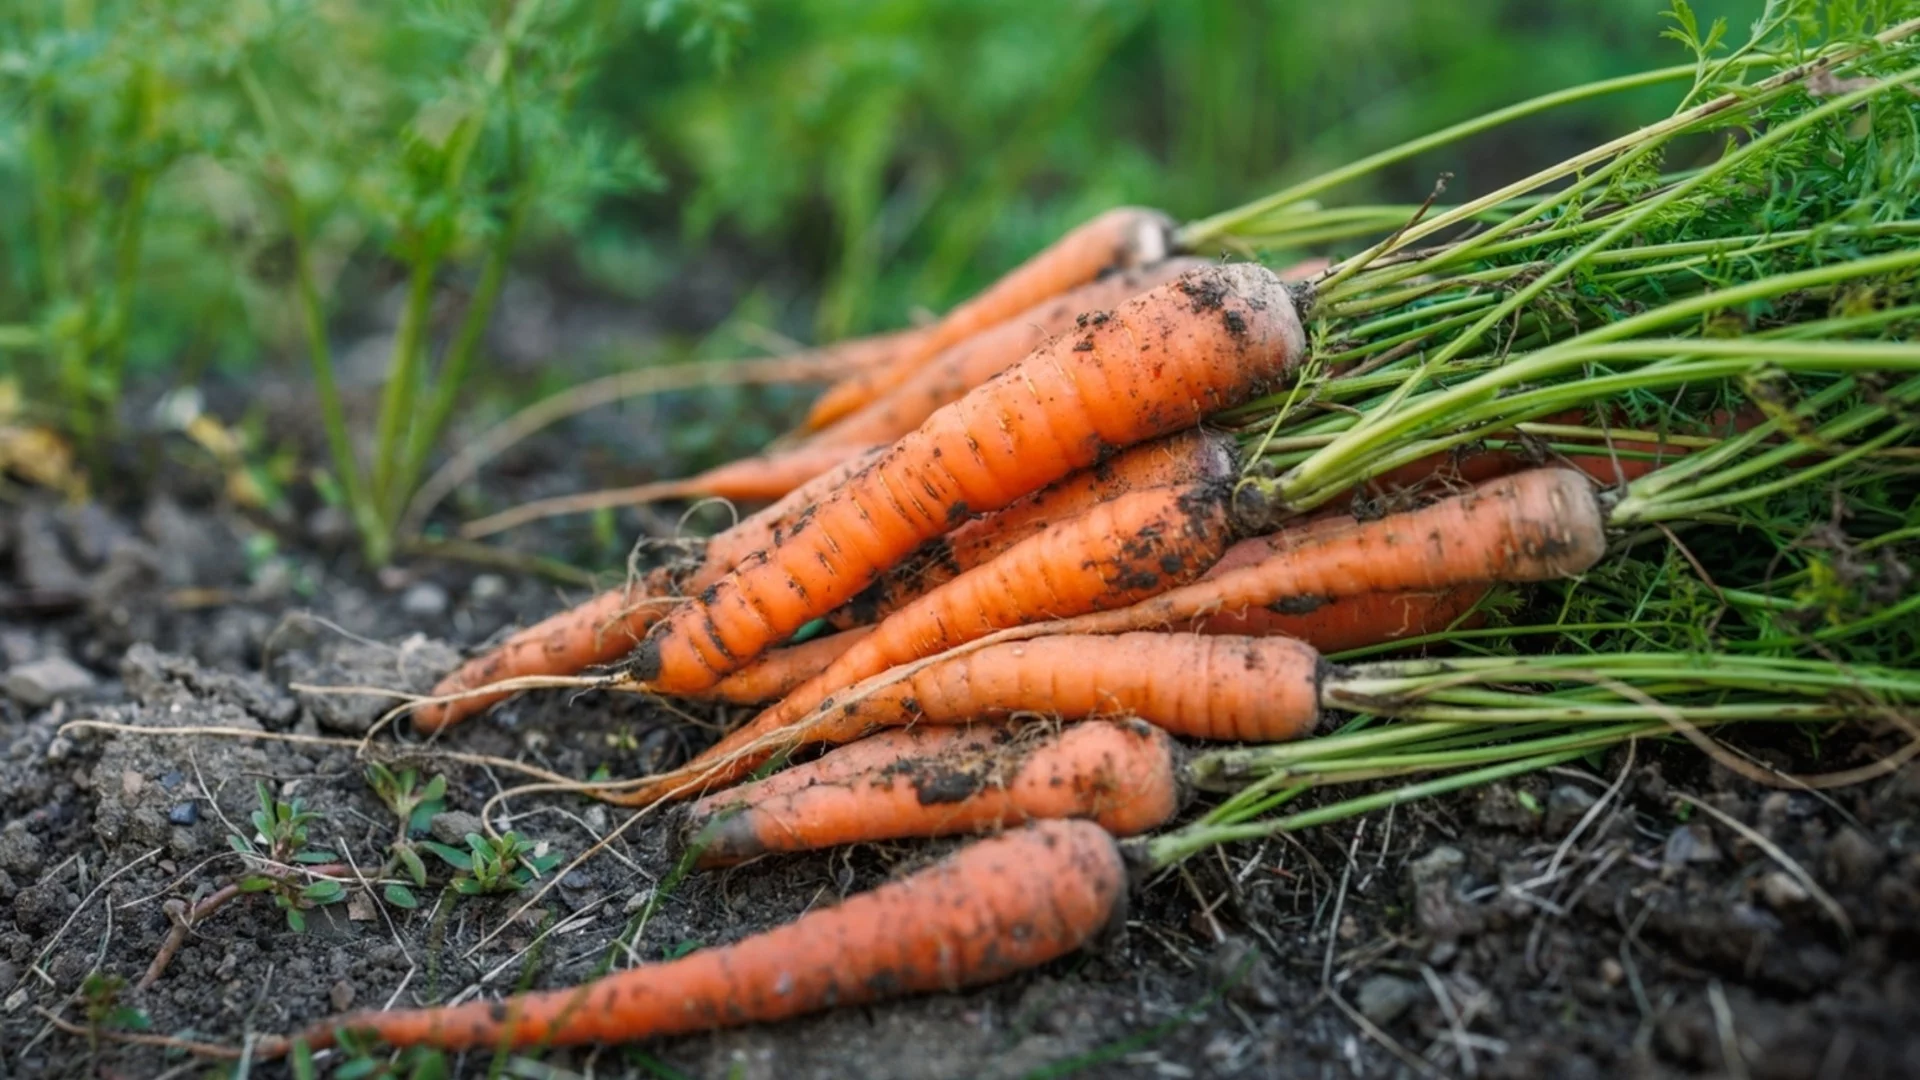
(700, 626), (876, 705)
(802, 207), (1175, 430)
(689, 725), (1003, 808)
(810, 258), (1212, 449)
(461, 440), (879, 540)
(683, 720), (1180, 868)
(302, 819), (1127, 1053)
(634, 480), (1237, 799)
(1193, 584), (1490, 652)
(834, 427), (1240, 627)
(626, 262), (1306, 695)
(419, 448), (886, 732)
(1040, 467), (1607, 640)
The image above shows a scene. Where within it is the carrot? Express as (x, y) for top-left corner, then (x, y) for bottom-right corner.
(1043, 466), (1607, 641)
(302, 819), (1127, 1053)
(414, 563), (687, 733)
(809, 258), (1213, 449)
(1193, 584), (1490, 651)
(689, 725), (1003, 808)
(629, 479), (1237, 800)
(626, 262), (1307, 695)
(461, 439), (879, 540)
(419, 448), (887, 731)
(701, 626), (876, 705)
(802, 206), (1176, 430)
(682, 720), (1181, 868)
(835, 427), (1240, 627)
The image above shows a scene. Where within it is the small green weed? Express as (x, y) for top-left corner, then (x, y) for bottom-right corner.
(424, 831), (563, 896)
(227, 781), (346, 933)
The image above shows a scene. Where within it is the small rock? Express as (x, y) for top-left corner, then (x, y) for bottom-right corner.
(429, 811), (486, 847)
(401, 582), (449, 618)
(121, 770), (145, 798)
(1663, 823), (1721, 868)
(306, 505), (355, 548)
(12, 882), (68, 934)
(1355, 974), (1423, 1026)
(1205, 937), (1280, 1010)
(469, 574), (508, 604)
(1546, 784), (1599, 836)
(158, 771), (185, 792)
(559, 869), (593, 891)
(0, 825), (44, 876)
(1408, 845), (1469, 941)
(44, 736), (74, 763)
(167, 802), (200, 826)
(1757, 870), (1810, 910)
(14, 507), (86, 593)
(5, 655), (96, 706)
(330, 979), (356, 1012)
(1825, 827), (1882, 889)
(1599, 958), (1625, 987)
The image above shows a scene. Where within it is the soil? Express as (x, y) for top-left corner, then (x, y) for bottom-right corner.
(2, 368), (1917, 1079)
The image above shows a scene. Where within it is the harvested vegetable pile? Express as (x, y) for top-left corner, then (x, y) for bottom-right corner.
(106, 7), (1920, 1068)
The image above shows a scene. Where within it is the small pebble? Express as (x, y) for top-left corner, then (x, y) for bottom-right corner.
(168, 802), (200, 826)
(1355, 974), (1423, 1025)
(5, 655), (96, 706)
(429, 810), (487, 847)
(158, 771), (185, 792)
(1758, 870), (1810, 910)
(1663, 823), (1721, 868)
(401, 582), (449, 617)
(330, 980), (356, 1012)
(469, 574), (509, 604)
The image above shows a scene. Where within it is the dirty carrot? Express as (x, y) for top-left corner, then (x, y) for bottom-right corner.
(626, 262), (1307, 694)
(1193, 584), (1490, 651)
(834, 427), (1240, 627)
(682, 720), (1181, 868)
(420, 448), (886, 731)
(608, 632), (1327, 805)
(802, 206), (1175, 429)
(809, 258), (1212, 449)
(461, 439), (879, 539)
(634, 480), (1238, 799)
(301, 819), (1127, 1052)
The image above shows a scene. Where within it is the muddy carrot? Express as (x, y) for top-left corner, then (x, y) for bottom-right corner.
(626, 262), (1307, 694)
(420, 449), (886, 731)
(810, 259), (1212, 449)
(634, 480), (1238, 799)
(302, 819), (1127, 1052)
(461, 440), (880, 540)
(683, 720), (1181, 868)
(1193, 584), (1490, 652)
(802, 206), (1176, 429)
(834, 427), (1240, 627)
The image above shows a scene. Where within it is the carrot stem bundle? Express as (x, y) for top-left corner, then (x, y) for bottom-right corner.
(625, 263), (1306, 695)
(302, 819), (1127, 1053)
(682, 720), (1181, 868)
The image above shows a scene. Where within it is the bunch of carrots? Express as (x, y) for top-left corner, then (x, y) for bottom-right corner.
(260, 10), (1920, 1065)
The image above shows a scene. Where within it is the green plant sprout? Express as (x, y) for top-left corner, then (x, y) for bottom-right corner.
(229, 781), (347, 933)
(364, 763), (450, 910)
(424, 831), (563, 896)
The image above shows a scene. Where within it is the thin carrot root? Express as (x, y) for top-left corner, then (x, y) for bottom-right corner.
(629, 262), (1306, 695)
(682, 720), (1181, 868)
(622, 479), (1237, 802)
(803, 206), (1176, 430)
(809, 258), (1212, 449)
(302, 819), (1127, 1052)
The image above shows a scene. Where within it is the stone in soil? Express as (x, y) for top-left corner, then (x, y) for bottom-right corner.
(279, 633), (460, 734)
(4, 654), (96, 706)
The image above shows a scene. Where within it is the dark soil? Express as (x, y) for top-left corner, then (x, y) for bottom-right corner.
(3, 396), (1917, 1079)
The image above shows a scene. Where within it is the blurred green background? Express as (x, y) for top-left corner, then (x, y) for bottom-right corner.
(0, 0), (1749, 555)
